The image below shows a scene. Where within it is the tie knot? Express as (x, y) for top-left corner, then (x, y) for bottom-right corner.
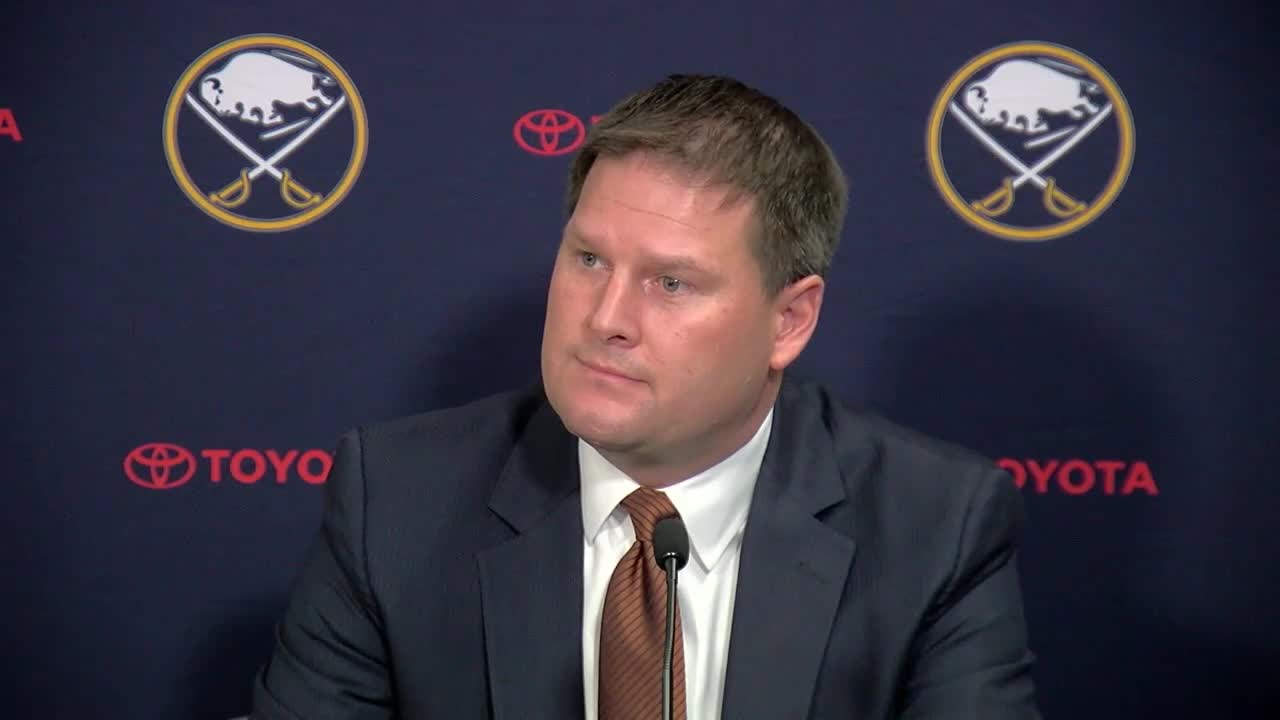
(620, 487), (679, 543)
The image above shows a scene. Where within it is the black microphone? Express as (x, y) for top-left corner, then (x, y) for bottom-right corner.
(652, 517), (689, 720)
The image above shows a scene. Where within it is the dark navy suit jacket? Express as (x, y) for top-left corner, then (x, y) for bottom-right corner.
(252, 376), (1040, 718)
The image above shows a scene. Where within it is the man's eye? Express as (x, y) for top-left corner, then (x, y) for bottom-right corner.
(660, 276), (682, 293)
(579, 252), (598, 267)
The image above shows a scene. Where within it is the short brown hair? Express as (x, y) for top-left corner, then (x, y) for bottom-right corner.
(565, 74), (848, 295)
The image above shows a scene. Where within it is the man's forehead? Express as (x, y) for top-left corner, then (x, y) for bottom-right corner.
(587, 152), (755, 210)
(574, 164), (752, 242)
(566, 200), (753, 244)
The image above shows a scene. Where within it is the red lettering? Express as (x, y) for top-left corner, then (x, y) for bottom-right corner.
(590, 115), (602, 124)
(1095, 460), (1124, 494)
(265, 449), (299, 484)
(231, 449), (266, 484)
(1026, 460), (1057, 493)
(201, 449), (231, 482)
(297, 450), (332, 485)
(1058, 459), (1094, 495)
(0, 109), (21, 142)
(996, 459), (1026, 489)
(996, 458), (1158, 497)
(1123, 461), (1159, 495)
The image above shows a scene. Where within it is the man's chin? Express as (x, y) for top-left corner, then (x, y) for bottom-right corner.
(559, 411), (643, 453)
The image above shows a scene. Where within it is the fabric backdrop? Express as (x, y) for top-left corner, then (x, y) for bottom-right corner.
(4, 2), (1277, 717)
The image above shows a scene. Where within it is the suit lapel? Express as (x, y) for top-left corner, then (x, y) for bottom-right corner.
(477, 398), (586, 720)
(720, 378), (857, 719)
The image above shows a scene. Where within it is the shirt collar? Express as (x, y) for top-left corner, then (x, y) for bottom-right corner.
(579, 408), (774, 572)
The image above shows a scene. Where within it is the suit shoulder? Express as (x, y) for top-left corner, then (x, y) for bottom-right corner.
(350, 384), (546, 451)
(791, 379), (1024, 557)
(847, 412), (996, 475)
(792, 377), (1004, 492)
(330, 384), (553, 522)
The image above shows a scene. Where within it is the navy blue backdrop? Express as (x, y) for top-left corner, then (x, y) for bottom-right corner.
(4, 2), (1278, 717)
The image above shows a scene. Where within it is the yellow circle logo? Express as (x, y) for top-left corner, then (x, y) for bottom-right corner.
(926, 42), (1135, 241)
(163, 35), (368, 232)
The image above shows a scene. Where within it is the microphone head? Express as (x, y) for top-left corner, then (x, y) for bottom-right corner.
(652, 517), (690, 571)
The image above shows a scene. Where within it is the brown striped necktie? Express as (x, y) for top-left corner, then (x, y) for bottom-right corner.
(598, 487), (686, 720)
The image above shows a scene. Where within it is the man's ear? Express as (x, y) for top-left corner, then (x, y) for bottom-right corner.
(769, 275), (825, 371)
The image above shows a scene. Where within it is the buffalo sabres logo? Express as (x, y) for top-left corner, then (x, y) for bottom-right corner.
(926, 42), (1135, 241)
(163, 35), (368, 232)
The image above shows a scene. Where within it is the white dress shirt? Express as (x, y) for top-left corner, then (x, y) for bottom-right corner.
(580, 409), (773, 720)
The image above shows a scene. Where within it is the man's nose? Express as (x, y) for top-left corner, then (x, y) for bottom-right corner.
(587, 271), (639, 345)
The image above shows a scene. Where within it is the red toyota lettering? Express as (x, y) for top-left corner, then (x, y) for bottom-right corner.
(994, 458), (1158, 496)
(1057, 459), (1094, 495)
(1026, 459), (1058, 493)
(231, 449), (266, 484)
(265, 449), (300, 484)
(1095, 460), (1125, 494)
(201, 449), (232, 482)
(0, 109), (21, 142)
(297, 449), (332, 484)
(997, 458), (1025, 489)
(1123, 461), (1159, 495)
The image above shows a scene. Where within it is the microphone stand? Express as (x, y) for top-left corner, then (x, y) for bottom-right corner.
(662, 555), (679, 720)
(653, 515), (687, 720)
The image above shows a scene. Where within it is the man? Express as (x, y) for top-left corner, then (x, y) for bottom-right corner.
(252, 74), (1039, 719)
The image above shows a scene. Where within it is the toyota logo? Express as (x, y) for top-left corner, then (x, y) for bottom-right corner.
(513, 109), (586, 156)
(125, 443), (197, 490)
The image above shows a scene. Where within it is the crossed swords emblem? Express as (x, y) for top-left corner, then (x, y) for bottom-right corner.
(183, 91), (347, 210)
(949, 97), (1113, 219)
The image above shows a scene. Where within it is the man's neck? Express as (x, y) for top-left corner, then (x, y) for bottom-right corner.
(600, 380), (780, 489)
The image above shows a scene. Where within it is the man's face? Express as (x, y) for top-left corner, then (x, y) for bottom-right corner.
(541, 153), (785, 472)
